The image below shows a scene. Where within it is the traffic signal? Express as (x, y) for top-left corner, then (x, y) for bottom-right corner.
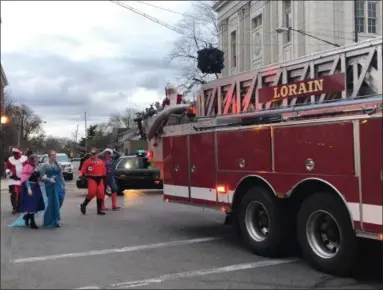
(197, 47), (225, 74)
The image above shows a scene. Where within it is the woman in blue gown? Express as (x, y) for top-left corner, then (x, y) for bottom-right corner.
(41, 150), (66, 228)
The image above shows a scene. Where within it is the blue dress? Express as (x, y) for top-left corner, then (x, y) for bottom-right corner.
(41, 162), (66, 228)
(20, 169), (45, 214)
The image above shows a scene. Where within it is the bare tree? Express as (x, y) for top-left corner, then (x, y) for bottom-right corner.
(1, 96), (44, 152)
(168, 2), (219, 98)
(107, 106), (138, 130)
(18, 104), (44, 140)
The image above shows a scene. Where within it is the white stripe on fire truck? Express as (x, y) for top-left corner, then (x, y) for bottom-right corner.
(348, 202), (383, 225)
(163, 184), (189, 198)
(163, 185), (217, 201)
(165, 185), (383, 226)
(190, 187), (216, 201)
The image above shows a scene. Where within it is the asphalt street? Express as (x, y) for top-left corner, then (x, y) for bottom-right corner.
(1, 167), (382, 289)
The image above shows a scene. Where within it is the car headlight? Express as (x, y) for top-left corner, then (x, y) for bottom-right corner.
(124, 163), (131, 169)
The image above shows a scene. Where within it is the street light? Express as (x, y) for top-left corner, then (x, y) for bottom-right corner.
(275, 26), (341, 47)
(1, 115), (9, 124)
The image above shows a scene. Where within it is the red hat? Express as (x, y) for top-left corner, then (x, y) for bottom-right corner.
(12, 147), (22, 153)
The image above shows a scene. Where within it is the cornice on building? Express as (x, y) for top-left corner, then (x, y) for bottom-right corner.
(1, 65), (8, 87)
(212, 0), (229, 12)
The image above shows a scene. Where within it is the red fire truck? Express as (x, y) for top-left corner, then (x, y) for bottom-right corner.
(148, 37), (382, 276)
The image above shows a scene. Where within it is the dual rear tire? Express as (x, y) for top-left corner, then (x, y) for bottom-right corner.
(296, 192), (357, 276)
(236, 187), (357, 276)
(237, 186), (292, 257)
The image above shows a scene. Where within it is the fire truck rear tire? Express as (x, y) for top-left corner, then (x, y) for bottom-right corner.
(296, 192), (357, 276)
(238, 186), (290, 257)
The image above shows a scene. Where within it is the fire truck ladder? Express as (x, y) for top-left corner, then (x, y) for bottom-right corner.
(197, 37), (382, 118)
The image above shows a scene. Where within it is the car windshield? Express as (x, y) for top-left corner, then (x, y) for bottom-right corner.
(56, 154), (70, 163)
(117, 157), (149, 170)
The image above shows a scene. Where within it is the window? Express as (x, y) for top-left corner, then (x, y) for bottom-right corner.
(56, 154), (70, 163)
(117, 157), (149, 170)
(367, 1), (377, 33)
(230, 30), (237, 68)
(283, 0), (292, 43)
(252, 14), (262, 30)
(356, 0), (377, 34)
(356, 0), (365, 32)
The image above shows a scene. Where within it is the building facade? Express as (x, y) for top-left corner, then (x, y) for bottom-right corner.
(1, 18), (8, 117)
(213, 0), (382, 77)
(1, 65), (8, 116)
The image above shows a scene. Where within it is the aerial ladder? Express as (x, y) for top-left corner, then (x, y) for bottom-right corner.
(196, 37), (382, 119)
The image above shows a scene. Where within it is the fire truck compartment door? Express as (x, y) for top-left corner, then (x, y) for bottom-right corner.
(189, 133), (217, 202)
(359, 117), (383, 228)
(163, 135), (190, 200)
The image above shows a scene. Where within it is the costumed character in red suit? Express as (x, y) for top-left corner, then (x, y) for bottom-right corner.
(79, 148), (107, 215)
(162, 83), (183, 108)
(5, 147), (28, 214)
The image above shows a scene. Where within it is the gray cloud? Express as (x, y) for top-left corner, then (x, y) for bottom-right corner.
(2, 43), (178, 125)
(0, 0), (193, 137)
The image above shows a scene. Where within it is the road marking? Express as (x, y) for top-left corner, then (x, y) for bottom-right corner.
(12, 236), (222, 264)
(76, 287), (101, 289)
(76, 259), (298, 289)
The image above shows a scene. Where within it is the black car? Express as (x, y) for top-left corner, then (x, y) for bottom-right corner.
(76, 152), (162, 194)
(114, 156), (162, 195)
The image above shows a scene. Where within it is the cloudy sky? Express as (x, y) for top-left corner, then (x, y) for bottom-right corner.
(1, 0), (193, 139)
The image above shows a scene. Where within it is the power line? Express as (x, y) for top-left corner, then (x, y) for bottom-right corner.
(110, 0), (214, 46)
(135, 1), (205, 22)
(110, 0), (184, 35)
(111, 1), (352, 50)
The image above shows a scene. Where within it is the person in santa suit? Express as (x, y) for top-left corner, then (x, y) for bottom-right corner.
(79, 147), (107, 215)
(162, 83), (183, 108)
(5, 147), (28, 214)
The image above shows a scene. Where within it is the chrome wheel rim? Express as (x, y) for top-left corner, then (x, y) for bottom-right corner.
(306, 210), (341, 259)
(245, 201), (270, 242)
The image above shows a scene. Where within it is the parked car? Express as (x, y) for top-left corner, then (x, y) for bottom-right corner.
(76, 150), (162, 194)
(114, 154), (162, 195)
(40, 153), (74, 181)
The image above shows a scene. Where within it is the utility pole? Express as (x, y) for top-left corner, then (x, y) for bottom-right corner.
(72, 124), (79, 156)
(84, 111), (88, 152)
(17, 107), (23, 147)
(75, 124), (79, 144)
(354, 0), (358, 43)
